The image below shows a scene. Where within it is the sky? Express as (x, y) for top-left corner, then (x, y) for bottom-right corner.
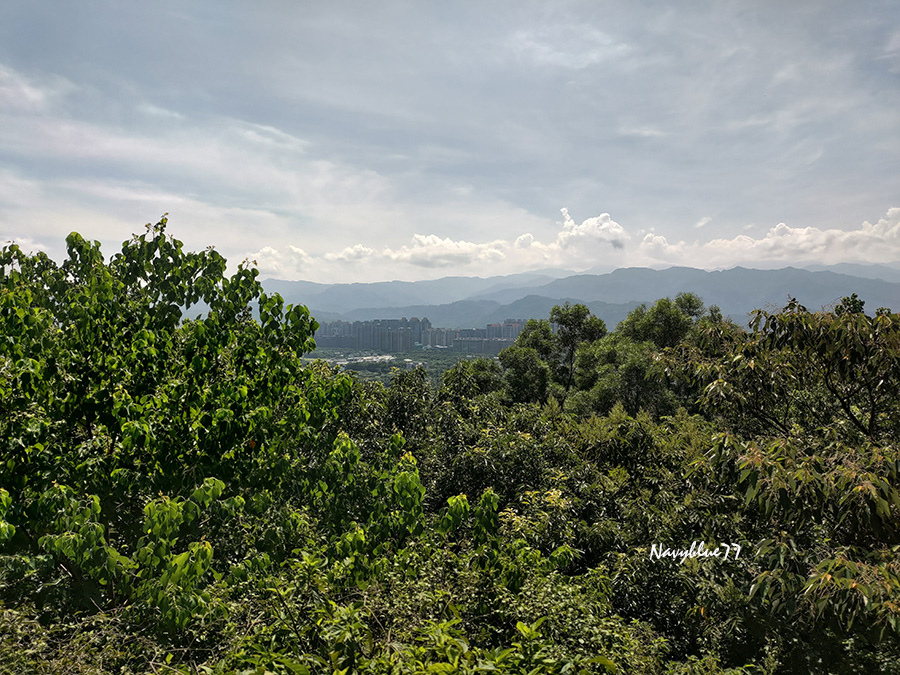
(1, 1), (899, 283)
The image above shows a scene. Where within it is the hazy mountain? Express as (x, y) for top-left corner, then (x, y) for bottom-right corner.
(262, 270), (572, 315)
(480, 295), (584, 324)
(477, 295), (644, 330)
(526, 267), (900, 320)
(801, 262), (900, 283)
(262, 265), (900, 329)
(339, 300), (502, 328)
(585, 300), (648, 329)
(306, 294), (646, 330)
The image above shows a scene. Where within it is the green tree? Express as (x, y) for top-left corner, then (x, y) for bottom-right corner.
(0, 218), (344, 615)
(568, 334), (674, 417)
(516, 318), (557, 361)
(696, 297), (900, 440)
(618, 296), (695, 348)
(549, 302), (607, 391)
(498, 346), (550, 404)
(439, 357), (502, 403)
(674, 291), (705, 319)
(679, 297), (900, 658)
(385, 366), (433, 451)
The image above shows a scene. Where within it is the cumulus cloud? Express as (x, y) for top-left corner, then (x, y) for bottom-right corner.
(558, 208), (628, 250)
(0, 234), (47, 254)
(288, 245), (314, 262)
(246, 244), (314, 278)
(636, 208), (900, 267)
(514, 233), (535, 248)
(250, 232), (510, 278)
(296, 208), (629, 277)
(323, 234), (508, 269)
(325, 244), (377, 261)
(382, 234), (506, 268)
(189, 207), (900, 281)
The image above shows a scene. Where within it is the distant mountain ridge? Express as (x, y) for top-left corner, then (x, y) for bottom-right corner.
(800, 262), (900, 283)
(262, 264), (900, 329)
(262, 270), (573, 317)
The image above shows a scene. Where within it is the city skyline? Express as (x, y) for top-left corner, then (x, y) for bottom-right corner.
(316, 317), (528, 354)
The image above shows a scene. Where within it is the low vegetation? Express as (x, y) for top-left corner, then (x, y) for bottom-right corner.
(1, 220), (898, 673)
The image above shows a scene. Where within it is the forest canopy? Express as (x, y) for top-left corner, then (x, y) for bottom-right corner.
(1, 220), (899, 674)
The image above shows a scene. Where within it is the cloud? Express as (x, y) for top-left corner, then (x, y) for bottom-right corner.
(883, 28), (900, 73)
(288, 245), (314, 264)
(324, 234), (508, 269)
(279, 207), (630, 278)
(136, 103), (185, 120)
(325, 244), (376, 261)
(382, 234), (506, 268)
(246, 244), (314, 278)
(508, 25), (630, 69)
(0, 63), (73, 112)
(0, 51), (570, 277)
(2, 4), (898, 285)
(694, 217), (712, 229)
(617, 127), (666, 139)
(514, 233), (535, 248)
(636, 208), (900, 267)
(558, 208), (628, 250)
(0, 234), (47, 254)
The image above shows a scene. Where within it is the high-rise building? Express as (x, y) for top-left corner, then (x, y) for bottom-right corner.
(315, 317), (522, 354)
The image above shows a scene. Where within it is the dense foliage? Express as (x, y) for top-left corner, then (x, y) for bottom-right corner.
(1, 221), (898, 674)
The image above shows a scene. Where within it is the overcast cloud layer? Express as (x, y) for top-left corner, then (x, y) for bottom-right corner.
(1, 1), (898, 281)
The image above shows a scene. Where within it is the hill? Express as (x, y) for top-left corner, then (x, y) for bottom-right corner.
(263, 264), (900, 328)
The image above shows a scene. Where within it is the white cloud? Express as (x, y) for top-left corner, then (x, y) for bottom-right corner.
(239, 122), (309, 152)
(2, 4), (899, 284)
(508, 25), (630, 69)
(617, 127), (666, 139)
(883, 28), (900, 73)
(296, 208), (629, 277)
(636, 208), (900, 267)
(385, 234), (506, 268)
(247, 244), (314, 278)
(514, 232), (535, 248)
(558, 208), (628, 250)
(136, 103), (184, 120)
(325, 244), (376, 261)
(0, 63), (73, 112)
(0, 234), (47, 254)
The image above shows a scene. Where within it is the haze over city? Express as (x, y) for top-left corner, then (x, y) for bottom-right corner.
(1, 1), (899, 282)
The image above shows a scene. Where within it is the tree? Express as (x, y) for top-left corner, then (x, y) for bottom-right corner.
(439, 357), (501, 405)
(568, 334), (675, 417)
(516, 318), (557, 361)
(386, 365), (433, 450)
(498, 346), (551, 404)
(0, 217), (344, 616)
(687, 298), (900, 654)
(549, 303), (607, 391)
(695, 297), (900, 441)
(674, 291), (705, 319)
(618, 296), (694, 348)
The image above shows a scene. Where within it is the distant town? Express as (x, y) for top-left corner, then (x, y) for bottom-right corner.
(314, 317), (528, 355)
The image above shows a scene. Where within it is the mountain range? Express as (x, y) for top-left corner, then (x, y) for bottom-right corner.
(261, 264), (900, 330)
